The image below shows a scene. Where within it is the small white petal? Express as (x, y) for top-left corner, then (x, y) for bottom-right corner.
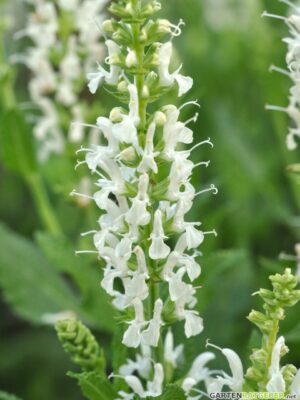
(174, 74), (193, 96)
(184, 311), (203, 338)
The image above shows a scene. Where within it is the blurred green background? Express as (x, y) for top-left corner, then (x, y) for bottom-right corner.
(1, 0), (300, 398)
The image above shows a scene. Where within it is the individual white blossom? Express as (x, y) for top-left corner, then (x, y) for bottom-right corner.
(206, 342), (244, 392)
(115, 363), (164, 399)
(158, 42), (193, 96)
(182, 352), (215, 399)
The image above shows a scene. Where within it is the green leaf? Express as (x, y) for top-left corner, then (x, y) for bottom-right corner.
(68, 371), (118, 400)
(0, 223), (79, 324)
(0, 391), (23, 400)
(0, 109), (37, 176)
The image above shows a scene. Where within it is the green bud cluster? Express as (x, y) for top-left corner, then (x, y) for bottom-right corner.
(245, 268), (300, 391)
(55, 319), (105, 374)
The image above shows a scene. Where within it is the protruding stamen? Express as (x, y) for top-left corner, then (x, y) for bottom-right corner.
(269, 65), (290, 77)
(193, 161), (210, 169)
(81, 230), (97, 237)
(195, 184), (218, 197)
(179, 100), (201, 111)
(75, 160), (86, 170)
(262, 11), (287, 21)
(71, 122), (99, 130)
(265, 104), (288, 113)
(76, 146), (92, 154)
(70, 190), (93, 200)
(171, 19), (185, 37)
(185, 113), (199, 125)
(206, 339), (222, 352)
(204, 229), (218, 237)
(191, 138), (214, 151)
(75, 250), (99, 255)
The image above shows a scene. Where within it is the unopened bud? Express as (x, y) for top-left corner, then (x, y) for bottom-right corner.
(126, 50), (138, 68)
(154, 111), (167, 126)
(119, 146), (136, 162)
(110, 107), (123, 123)
(142, 85), (149, 99)
(118, 80), (128, 92)
(157, 19), (171, 34)
(102, 19), (114, 34)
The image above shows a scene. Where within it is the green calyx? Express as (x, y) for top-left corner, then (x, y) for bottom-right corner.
(245, 268), (300, 392)
(55, 319), (105, 375)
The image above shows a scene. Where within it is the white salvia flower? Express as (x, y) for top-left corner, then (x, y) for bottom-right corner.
(266, 336), (287, 392)
(87, 40), (122, 93)
(290, 368), (300, 397)
(117, 363), (164, 399)
(122, 298), (146, 348)
(142, 299), (164, 347)
(158, 42), (193, 96)
(138, 122), (160, 174)
(182, 352), (215, 398)
(206, 342), (244, 392)
(112, 85), (140, 147)
(119, 345), (152, 380)
(149, 209), (171, 260)
(163, 105), (193, 159)
(164, 329), (184, 368)
(125, 173), (151, 230)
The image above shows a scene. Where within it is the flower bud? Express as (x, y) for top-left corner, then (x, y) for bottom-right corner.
(102, 19), (114, 34)
(142, 85), (149, 99)
(119, 146), (137, 162)
(126, 50), (138, 68)
(154, 111), (167, 126)
(118, 80), (128, 92)
(110, 107), (123, 123)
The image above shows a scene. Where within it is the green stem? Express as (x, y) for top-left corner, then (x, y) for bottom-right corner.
(131, 0), (163, 368)
(26, 173), (63, 236)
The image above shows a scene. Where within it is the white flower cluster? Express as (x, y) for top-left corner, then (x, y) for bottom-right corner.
(264, 1), (300, 150)
(16, 0), (106, 160)
(76, 35), (217, 344)
(73, 2), (217, 396)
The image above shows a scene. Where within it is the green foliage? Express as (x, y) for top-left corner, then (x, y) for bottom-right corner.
(0, 223), (80, 323)
(68, 371), (118, 400)
(56, 319), (105, 374)
(157, 385), (186, 400)
(0, 392), (22, 400)
(0, 109), (37, 177)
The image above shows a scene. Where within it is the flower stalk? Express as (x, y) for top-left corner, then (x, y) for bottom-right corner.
(70, 0), (217, 397)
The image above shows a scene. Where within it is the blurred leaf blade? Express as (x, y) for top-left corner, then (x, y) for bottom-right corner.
(0, 223), (80, 324)
(0, 109), (37, 177)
